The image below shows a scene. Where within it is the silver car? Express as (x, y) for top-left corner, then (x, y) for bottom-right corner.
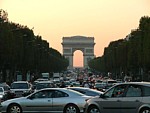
(10, 81), (33, 98)
(84, 82), (150, 113)
(0, 88), (91, 113)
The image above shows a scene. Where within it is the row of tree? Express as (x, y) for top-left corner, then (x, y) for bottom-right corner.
(0, 9), (69, 83)
(89, 16), (150, 81)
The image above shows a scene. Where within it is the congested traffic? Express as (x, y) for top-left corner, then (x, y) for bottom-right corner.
(0, 70), (150, 113)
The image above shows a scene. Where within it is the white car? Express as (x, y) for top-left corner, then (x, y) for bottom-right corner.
(10, 81), (33, 98)
(0, 87), (5, 99)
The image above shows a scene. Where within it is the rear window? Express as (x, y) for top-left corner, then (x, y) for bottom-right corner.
(11, 83), (29, 89)
(36, 83), (53, 90)
(68, 89), (86, 96)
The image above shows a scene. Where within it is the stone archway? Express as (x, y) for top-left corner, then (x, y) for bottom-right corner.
(62, 36), (95, 69)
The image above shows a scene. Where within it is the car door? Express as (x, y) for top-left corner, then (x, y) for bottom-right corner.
(100, 84), (127, 113)
(121, 84), (143, 113)
(23, 90), (53, 112)
(51, 90), (69, 112)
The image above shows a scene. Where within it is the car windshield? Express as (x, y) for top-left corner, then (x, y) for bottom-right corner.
(11, 83), (29, 89)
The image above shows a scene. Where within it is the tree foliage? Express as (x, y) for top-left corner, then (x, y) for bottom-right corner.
(89, 16), (150, 81)
(0, 9), (68, 82)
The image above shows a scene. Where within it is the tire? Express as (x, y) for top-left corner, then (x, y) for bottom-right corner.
(88, 106), (100, 113)
(64, 104), (80, 113)
(140, 108), (150, 113)
(8, 104), (22, 113)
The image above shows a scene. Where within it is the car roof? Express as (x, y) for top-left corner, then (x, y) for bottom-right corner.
(34, 87), (87, 96)
(67, 87), (103, 92)
(12, 81), (29, 83)
(115, 82), (150, 87)
(37, 81), (53, 83)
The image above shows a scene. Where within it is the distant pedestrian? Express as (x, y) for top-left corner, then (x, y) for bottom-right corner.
(60, 81), (66, 88)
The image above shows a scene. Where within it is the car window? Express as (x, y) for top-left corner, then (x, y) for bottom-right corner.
(73, 89), (86, 94)
(52, 90), (68, 98)
(104, 84), (127, 98)
(31, 90), (53, 98)
(112, 85), (126, 97)
(142, 86), (150, 96)
(104, 87), (114, 98)
(126, 85), (142, 97)
(11, 83), (29, 89)
(36, 83), (54, 90)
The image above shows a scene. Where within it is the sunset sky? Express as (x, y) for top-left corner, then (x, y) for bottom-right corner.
(1, 0), (150, 67)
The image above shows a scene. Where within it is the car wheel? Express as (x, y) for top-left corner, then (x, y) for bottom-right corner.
(140, 108), (150, 113)
(64, 104), (80, 113)
(88, 106), (100, 113)
(8, 104), (22, 113)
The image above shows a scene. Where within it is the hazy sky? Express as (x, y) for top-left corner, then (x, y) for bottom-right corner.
(1, 0), (150, 67)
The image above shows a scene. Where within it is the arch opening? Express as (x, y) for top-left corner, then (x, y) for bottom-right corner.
(73, 50), (83, 68)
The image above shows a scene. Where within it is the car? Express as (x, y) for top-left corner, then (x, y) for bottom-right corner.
(102, 79), (117, 86)
(94, 83), (106, 92)
(0, 87), (5, 99)
(35, 81), (56, 91)
(35, 78), (49, 82)
(0, 88), (91, 113)
(10, 81), (33, 98)
(71, 82), (81, 87)
(0, 83), (10, 94)
(0, 83), (11, 100)
(63, 81), (71, 87)
(84, 82), (150, 113)
(67, 87), (103, 96)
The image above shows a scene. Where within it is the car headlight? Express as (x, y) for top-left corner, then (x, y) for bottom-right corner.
(0, 95), (3, 98)
(24, 90), (30, 93)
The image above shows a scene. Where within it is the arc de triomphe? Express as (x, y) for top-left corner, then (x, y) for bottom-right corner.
(62, 36), (95, 69)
